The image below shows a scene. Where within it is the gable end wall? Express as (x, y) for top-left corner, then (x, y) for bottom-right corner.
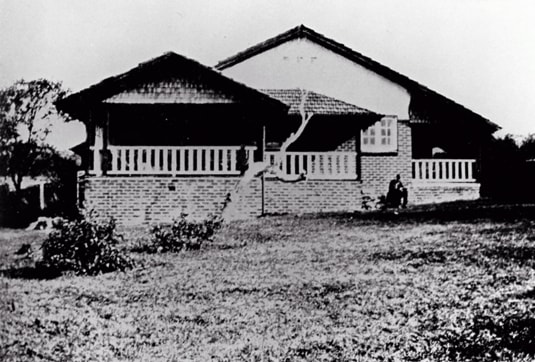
(221, 38), (411, 118)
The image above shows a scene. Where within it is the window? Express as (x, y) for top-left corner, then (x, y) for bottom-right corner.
(361, 116), (398, 153)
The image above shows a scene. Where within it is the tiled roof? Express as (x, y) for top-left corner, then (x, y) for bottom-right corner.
(104, 78), (237, 104)
(216, 25), (499, 132)
(57, 52), (287, 118)
(260, 89), (375, 116)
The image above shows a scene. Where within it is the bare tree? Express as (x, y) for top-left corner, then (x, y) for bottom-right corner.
(222, 89), (313, 220)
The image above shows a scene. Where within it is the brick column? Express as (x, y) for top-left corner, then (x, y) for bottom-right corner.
(360, 119), (412, 195)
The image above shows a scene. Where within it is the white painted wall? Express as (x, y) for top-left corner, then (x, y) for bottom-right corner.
(221, 38), (411, 119)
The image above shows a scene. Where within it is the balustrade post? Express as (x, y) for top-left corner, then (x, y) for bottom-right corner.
(459, 161), (465, 180)
(162, 149), (168, 172)
(314, 154), (321, 177)
(110, 147), (118, 173)
(179, 148), (185, 173)
(247, 148), (255, 170)
(467, 161), (474, 181)
(229, 149), (236, 173)
(214, 149), (220, 173)
(221, 149), (228, 173)
(186, 148), (193, 172)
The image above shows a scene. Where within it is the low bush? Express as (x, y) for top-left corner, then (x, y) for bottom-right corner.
(401, 298), (535, 361)
(145, 214), (221, 253)
(41, 217), (132, 275)
(434, 307), (535, 360)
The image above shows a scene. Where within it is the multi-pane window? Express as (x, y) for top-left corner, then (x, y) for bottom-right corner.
(361, 116), (398, 153)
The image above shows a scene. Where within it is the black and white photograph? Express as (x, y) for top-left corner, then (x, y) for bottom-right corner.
(1, 0), (534, 360)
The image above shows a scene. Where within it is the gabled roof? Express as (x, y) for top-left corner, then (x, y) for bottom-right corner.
(56, 52), (287, 118)
(103, 78), (237, 104)
(261, 88), (377, 116)
(216, 25), (500, 132)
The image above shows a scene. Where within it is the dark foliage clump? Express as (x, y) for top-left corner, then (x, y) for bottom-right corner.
(480, 134), (535, 202)
(428, 307), (535, 361)
(143, 214), (221, 253)
(41, 217), (132, 275)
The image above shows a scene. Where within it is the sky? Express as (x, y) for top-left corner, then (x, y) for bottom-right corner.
(1, 0), (534, 149)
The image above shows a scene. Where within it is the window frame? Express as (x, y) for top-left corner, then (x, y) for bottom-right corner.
(360, 116), (398, 154)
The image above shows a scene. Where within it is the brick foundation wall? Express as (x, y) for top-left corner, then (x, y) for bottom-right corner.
(80, 175), (363, 224)
(80, 174), (480, 224)
(410, 183), (480, 205)
(265, 179), (362, 214)
(81, 176), (261, 224)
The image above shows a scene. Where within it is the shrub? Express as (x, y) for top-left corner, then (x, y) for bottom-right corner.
(402, 300), (535, 361)
(146, 214), (221, 253)
(41, 217), (132, 275)
(434, 309), (535, 360)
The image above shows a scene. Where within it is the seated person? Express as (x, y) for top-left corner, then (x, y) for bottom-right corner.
(386, 174), (408, 208)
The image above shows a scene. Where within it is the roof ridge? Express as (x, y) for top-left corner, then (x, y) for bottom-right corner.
(56, 51), (288, 115)
(215, 25), (499, 131)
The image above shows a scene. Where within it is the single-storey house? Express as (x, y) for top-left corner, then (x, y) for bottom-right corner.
(56, 25), (499, 224)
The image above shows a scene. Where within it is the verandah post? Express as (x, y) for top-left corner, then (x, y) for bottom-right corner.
(261, 124), (266, 216)
(102, 110), (110, 175)
(93, 122), (103, 176)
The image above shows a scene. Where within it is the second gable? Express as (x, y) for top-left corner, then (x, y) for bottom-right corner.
(220, 38), (411, 119)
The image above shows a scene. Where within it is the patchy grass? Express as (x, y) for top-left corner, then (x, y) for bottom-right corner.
(2, 203), (535, 361)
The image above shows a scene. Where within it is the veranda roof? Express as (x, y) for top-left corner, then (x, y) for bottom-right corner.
(56, 52), (287, 120)
(261, 88), (377, 116)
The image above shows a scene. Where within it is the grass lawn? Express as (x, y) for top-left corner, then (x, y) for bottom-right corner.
(2, 202), (535, 361)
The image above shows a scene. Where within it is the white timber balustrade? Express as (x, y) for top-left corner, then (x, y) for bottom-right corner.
(91, 146), (256, 175)
(412, 159), (476, 182)
(265, 151), (358, 180)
